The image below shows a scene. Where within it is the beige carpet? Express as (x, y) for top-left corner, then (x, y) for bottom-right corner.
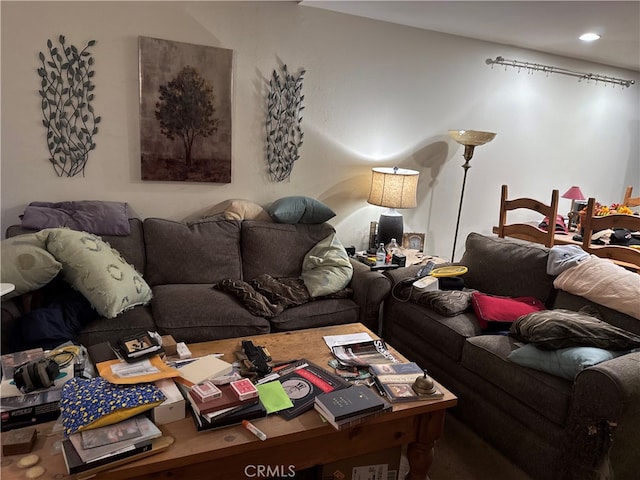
(398, 414), (534, 480)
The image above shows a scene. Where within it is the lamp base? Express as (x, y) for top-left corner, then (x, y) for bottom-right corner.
(377, 213), (403, 247)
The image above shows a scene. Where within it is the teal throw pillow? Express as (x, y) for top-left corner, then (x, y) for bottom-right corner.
(508, 344), (627, 380)
(268, 196), (335, 224)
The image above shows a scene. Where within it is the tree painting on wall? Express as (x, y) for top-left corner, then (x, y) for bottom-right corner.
(139, 37), (232, 183)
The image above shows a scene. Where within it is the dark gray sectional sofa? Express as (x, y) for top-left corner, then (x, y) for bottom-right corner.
(383, 233), (640, 480)
(1, 217), (390, 352)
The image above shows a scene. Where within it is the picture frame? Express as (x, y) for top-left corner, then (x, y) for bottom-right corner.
(139, 36), (233, 183)
(402, 233), (425, 252)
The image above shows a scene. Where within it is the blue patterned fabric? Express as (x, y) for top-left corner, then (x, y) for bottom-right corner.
(60, 377), (165, 435)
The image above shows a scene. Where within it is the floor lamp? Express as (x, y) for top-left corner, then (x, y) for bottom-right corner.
(448, 130), (496, 261)
(367, 166), (420, 247)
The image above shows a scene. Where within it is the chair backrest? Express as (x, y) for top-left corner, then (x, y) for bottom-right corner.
(497, 185), (559, 248)
(622, 186), (640, 207)
(581, 197), (640, 271)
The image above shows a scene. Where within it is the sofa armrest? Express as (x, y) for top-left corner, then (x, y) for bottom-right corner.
(562, 352), (640, 479)
(348, 259), (391, 333)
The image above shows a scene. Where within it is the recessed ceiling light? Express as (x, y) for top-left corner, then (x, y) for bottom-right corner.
(579, 33), (601, 42)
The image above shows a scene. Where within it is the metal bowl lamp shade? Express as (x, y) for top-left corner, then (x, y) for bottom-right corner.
(367, 167), (420, 247)
(448, 130), (496, 261)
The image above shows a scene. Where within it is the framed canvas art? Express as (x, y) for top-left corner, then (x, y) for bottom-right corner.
(139, 37), (232, 183)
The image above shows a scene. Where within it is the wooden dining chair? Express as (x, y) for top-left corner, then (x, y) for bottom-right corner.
(497, 185), (559, 247)
(581, 197), (640, 271)
(622, 186), (640, 207)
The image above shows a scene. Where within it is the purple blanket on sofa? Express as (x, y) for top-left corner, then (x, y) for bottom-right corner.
(20, 200), (130, 235)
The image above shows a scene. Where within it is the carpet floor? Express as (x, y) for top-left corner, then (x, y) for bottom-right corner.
(398, 413), (534, 480)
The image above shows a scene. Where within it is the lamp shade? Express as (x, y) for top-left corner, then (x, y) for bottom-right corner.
(561, 186), (585, 201)
(448, 130), (496, 146)
(367, 167), (419, 209)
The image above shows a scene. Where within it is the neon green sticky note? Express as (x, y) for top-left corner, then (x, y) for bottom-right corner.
(256, 381), (294, 414)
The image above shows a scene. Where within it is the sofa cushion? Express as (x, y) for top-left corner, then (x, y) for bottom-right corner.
(508, 344), (628, 380)
(459, 233), (555, 304)
(471, 292), (546, 329)
(384, 298), (481, 362)
(302, 233), (353, 297)
(462, 335), (572, 426)
(268, 298), (359, 331)
(143, 218), (242, 285)
(268, 196), (335, 224)
(78, 307), (156, 348)
(36, 228), (152, 318)
(241, 221), (335, 281)
(1, 233), (62, 299)
(510, 309), (640, 350)
(150, 284), (270, 343)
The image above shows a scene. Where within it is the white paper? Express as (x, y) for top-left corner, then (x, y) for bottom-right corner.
(323, 332), (373, 350)
(111, 360), (159, 378)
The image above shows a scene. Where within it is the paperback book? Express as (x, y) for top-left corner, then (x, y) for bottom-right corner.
(174, 354), (233, 387)
(276, 359), (349, 420)
(331, 339), (399, 367)
(62, 437), (153, 475)
(314, 385), (391, 430)
(187, 397), (267, 432)
(369, 362), (444, 402)
(68, 415), (161, 464)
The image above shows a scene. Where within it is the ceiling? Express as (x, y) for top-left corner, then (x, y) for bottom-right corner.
(300, 1), (640, 72)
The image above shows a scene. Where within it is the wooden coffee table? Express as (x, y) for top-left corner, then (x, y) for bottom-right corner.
(0, 323), (456, 480)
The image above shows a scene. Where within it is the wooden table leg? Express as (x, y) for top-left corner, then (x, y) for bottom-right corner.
(405, 410), (446, 480)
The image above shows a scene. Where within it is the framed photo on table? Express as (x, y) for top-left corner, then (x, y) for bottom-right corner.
(402, 233), (425, 252)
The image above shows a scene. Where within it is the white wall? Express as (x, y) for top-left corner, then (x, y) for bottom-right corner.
(2, 1), (638, 260)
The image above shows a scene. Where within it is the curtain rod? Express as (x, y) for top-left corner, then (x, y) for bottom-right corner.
(486, 56), (635, 88)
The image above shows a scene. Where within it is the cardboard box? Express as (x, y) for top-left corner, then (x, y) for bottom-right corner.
(152, 379), (185, 425)
(161, 335), (177, 356)
(320, 446), (402, 480)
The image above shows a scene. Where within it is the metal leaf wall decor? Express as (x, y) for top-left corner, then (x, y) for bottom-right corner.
(37, 35), (100, 177)
(266, 64), (305, 182)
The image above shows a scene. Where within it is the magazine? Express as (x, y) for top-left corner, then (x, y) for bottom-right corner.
(331, 340), (399, 367)
(369, 362), (444, 403)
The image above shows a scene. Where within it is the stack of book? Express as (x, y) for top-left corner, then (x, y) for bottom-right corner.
(0, 348), (76, 431)
(61, 415), (162, 474)
(369, 362), (443, 403)
(179, 378), (266, 431)
(314, 385), (391, 430)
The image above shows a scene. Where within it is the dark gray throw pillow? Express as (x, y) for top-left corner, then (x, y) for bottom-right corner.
(510, 309), (640, 350)
(411, 290), (473, 317)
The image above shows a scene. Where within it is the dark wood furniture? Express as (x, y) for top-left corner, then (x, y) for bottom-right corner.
(0, 324), (457, 480)
(497, 184), (559, 247)
(580, 197), (640, 271)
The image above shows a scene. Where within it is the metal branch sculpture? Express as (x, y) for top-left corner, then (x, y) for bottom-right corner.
(37, 35), (100, 177)
(266, 64), (305, 182)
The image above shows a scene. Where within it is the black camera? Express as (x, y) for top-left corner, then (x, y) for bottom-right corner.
(13, 358), (60, 394)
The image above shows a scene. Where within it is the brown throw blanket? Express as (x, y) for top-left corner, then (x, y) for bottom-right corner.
(214, 274), (352, 318)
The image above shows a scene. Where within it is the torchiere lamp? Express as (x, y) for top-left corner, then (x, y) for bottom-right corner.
(448, 130), (496, 261)
(562, 186), (586, 231)
(367, 166), (420, 247)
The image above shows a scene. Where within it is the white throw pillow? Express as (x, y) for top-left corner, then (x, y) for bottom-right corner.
(36, 228), (152, 318)
(1, 233), (62, 299)
(302, 233), (353, 297)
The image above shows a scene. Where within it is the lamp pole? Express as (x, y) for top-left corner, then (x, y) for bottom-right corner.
(448, 130), (496, 262)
